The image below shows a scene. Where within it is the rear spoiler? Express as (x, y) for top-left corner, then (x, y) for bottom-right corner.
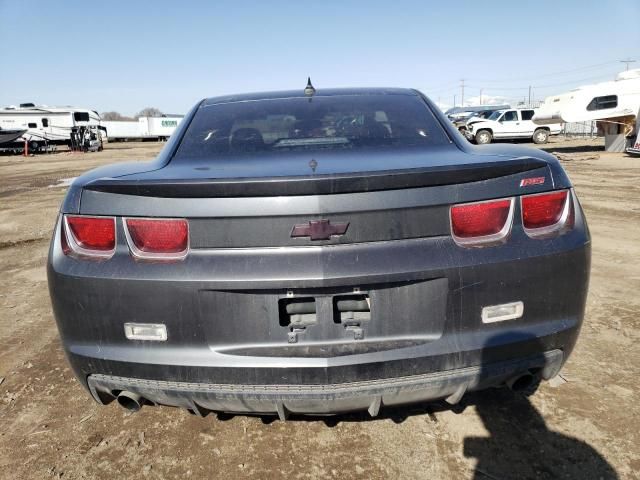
(83, 157), (548, 198)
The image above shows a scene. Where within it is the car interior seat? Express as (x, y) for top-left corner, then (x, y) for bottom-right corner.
(230, 128), (265, 152)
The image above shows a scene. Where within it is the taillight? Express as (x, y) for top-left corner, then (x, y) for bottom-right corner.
(63, 215), (116, 258)
(450, 198), (514, 246)
(124, 218), (189, 260)
(521, 190), (571, 237)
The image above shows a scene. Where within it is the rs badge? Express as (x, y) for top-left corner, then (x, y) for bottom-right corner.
(520, 177), (545, 187)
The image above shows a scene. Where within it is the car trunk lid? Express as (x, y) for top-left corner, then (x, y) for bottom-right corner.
(81, 147), (549, 198)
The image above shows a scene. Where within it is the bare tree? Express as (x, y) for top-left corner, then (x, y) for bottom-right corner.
(135, 107), (164, 119)
(101, 111), (134, 121)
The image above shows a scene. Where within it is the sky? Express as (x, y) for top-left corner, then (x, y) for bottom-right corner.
(0, 0), (638, 114)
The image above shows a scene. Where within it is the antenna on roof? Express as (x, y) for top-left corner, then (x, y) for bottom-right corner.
(304, 77), (316, 96)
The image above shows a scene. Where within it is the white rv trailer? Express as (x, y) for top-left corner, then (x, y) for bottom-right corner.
(627, 107), (640, 156)
(102, 115), (183, 141)
(0, 103), (101, 149)
(534, 69), (640, 151)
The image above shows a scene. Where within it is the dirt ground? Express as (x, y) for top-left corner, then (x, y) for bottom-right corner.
(0, 138), (638, 479)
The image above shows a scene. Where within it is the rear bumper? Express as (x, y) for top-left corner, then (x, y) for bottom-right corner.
(88, 350), (563, 417)
(48, 192), (590, 415)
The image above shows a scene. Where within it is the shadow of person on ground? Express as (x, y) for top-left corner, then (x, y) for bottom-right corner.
(220, 335), (617, 479)
(463, 333), (618, 480)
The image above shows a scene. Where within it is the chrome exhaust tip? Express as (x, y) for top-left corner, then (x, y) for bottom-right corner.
(116, 391), (145, 412)
(506, 373), (535, 393)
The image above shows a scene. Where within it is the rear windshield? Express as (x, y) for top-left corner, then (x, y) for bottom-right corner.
(173, 94), (448, 160)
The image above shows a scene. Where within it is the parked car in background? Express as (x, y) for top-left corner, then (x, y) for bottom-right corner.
(466, 108), (562, 144)
(445, 105), (510, 135)
(48, 87), (590, 419)
(447, 111), (477, 132)
(457, 108), (505, 136)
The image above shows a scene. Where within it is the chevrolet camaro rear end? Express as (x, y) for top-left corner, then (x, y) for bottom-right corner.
(48, 88), (590, 418)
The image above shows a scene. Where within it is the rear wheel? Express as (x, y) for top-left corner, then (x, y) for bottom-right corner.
(475, 130), (492, 145)
(532, 128), (549, 144)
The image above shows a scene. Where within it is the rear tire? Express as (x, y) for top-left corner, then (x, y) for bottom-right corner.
(475, 130), (492, 145)
(532, 128), (549, 144)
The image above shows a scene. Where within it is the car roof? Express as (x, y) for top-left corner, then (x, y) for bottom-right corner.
(502, 107), (536, 111)
(491, 107), (537, 114)
(444, 104), (510, 115)
(203, 87), (419, 106)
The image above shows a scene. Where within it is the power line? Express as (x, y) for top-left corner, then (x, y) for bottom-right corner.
(421, 84), (460, 94)
(465, 72), (619, 93)
(533, 72), (617, 89)
(421, 59), (631, 103)
(469, 60), (620, 84)
(424, 59), (624, 92)
(621, 58), (636, 70)
(423, 68), (619, 96)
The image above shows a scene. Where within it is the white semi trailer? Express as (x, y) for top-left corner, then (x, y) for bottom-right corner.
(102, 116), (183, 141)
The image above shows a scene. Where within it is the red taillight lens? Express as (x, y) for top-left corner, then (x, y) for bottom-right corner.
(451, 198), (513, 243)
(65, 215), (116, 253)
(521, 190), (569, 230)
(125, 218), (189, 257)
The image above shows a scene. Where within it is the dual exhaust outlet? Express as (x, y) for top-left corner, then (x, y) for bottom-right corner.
(116, 391), (146, 412)
(506, 372), (537, 393)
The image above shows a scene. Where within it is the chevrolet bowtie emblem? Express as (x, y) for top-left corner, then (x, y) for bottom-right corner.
(291, 219), (349, 241)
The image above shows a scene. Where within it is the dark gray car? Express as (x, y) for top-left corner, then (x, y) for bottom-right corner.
(48, 87), (590, 419)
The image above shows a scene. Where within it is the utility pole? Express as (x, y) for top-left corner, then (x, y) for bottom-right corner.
(479, 89), (483, 105)
(453, 94), (456, 107)
(621, 58), (636, 71)
(460, 79), (465, 107)
(528, 85), (532, 106)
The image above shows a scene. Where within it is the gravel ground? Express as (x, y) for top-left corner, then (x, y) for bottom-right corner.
(0, 138), (638, 479)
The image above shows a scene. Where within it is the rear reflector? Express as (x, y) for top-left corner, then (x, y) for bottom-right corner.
(521, 190), (570, 235)
(124, 218), (189, 260)
(124, 323), (167, 341)
(482, 301), (524, 323)
(450, 198), (514, 246)
(64, 215), (116, 258)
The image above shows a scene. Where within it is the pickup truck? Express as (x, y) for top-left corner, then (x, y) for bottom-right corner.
(466, 108), (562, 144)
